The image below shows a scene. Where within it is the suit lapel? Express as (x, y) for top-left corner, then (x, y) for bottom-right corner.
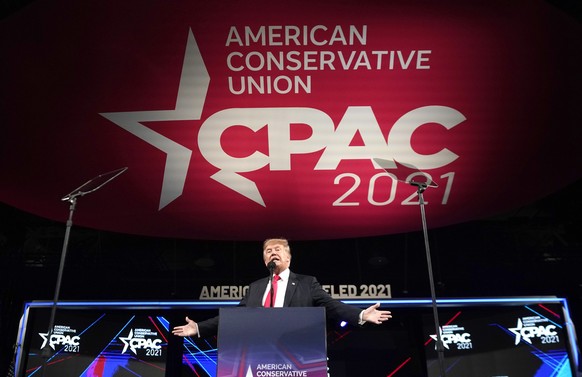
(283, 272), (298, 307)
(248, 277), (269, 306)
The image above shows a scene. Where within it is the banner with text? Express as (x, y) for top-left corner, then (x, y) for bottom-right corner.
(1, 0), (581, 240)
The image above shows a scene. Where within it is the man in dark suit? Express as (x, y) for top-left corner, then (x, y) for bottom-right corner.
(172, 238), (392, 338)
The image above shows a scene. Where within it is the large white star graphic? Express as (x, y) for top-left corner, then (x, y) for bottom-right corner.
(100, 29), (209, 209)
(429, 327), (449, 350)
(508, 318), (529, 345)
(39, 332), (52, 350)
(119, 329), (136, 354)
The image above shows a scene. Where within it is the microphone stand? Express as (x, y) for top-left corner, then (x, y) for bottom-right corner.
(371, 158), (446, 377)
(39, 167), (127, 377)
(267, 262), (275, 307)
(411, 181), (446, 377)
(40, 195), (78, 362)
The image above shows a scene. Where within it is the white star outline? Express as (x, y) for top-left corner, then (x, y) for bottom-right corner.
(429, 327), (450, 350)
(100, 29), (209, 210)
(38, 332), (52, 350)
(119, 329), (137, 354)
(508, 318), (530, 345)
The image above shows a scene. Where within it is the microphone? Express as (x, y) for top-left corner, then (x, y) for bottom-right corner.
(267, 261), (276, 272)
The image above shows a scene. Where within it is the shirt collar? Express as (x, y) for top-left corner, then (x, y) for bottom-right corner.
(275, 268), (290, 281)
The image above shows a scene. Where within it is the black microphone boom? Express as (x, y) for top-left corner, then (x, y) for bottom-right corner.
(267, 261), (276, 307)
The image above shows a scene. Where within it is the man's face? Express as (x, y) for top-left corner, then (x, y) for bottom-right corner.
(263, 241), (291, 273)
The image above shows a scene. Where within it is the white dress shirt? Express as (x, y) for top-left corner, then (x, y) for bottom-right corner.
(262, 268), (290, 307)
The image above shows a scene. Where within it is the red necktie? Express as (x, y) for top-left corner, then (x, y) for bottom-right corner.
(264, 275), (280, 307)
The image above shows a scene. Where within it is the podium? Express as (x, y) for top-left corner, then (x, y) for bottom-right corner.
(217, 307), (328, 377)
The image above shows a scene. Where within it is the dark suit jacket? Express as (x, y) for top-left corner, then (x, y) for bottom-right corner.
(197, 271), (362, 337)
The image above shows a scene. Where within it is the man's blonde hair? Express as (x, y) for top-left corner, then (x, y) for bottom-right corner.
(263, 238), (291, 254)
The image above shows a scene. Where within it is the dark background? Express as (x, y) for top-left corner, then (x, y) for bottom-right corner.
(2, 0), (582, 376)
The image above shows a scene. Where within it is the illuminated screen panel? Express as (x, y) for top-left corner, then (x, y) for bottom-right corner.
(20, 308), (171, 377)
(326, 318), (425, 377)
(422, 303), (576, 376)
(180, 335), (218, 376)
(14, 298), (578, 377)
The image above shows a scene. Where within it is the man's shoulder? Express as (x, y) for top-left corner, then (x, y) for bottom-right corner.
(289, 272), (317, 283)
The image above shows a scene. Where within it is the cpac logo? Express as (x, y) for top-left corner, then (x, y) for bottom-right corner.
(39, 333), (80, 350)
(101, 30), (465, 208)
(200, 105), (463, 207)
(508, 318), (557, 345)
(119, 329), (162, 355)
(430, 328), (471, 350)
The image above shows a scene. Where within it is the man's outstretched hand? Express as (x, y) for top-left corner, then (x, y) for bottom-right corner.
(362, 303), (392, 324)
(172, 316), (199, 337)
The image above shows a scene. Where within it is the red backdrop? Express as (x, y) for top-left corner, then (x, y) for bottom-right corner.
(1, 0), (581, 240)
